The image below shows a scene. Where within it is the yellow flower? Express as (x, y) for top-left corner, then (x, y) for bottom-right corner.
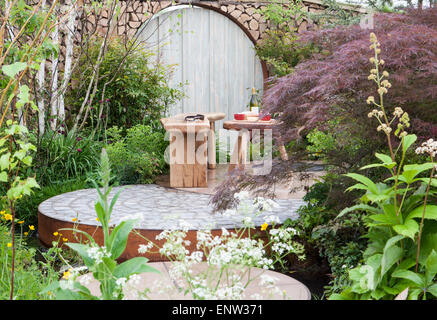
(72, 218), (78, 222)
(24, 232), (28, 236)
(53, 232), (59, 236)
(29, 225), (35, 230)
(7, 243), (12, 248)
(62, 238), (68, 242)
(0, 210), (5, 215)
(261, 222), (268, 231)
(96, 217), (100, 222)
(18, 220), (24, 224)
(4, 214), (12, 221)
(62, 269), (72, 280)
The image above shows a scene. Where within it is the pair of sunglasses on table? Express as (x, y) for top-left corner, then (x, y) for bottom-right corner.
(184, 114), (205, 121)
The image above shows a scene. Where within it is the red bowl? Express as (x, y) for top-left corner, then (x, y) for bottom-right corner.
(261, 114), (271, 121)
(234, 113), (246, 120)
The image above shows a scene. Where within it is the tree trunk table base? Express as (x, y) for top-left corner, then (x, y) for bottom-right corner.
(223, 119), (288, 173)
(161, 117), (210, 188)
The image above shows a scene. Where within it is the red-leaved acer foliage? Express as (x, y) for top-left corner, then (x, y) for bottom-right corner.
(263, 8), (437, 142)
(211, 8), (437, 212)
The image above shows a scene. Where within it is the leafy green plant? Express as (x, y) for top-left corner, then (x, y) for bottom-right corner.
(306, 128), (336, 160)
(306, 0), (362, 28)
(32, 129), (102, 185)
(42, 149), (160, 300)
(330, 33), (437, 300)
(0, 120), (40, 299)
(0, 223), (57, 299)
(12, 179), (89, 226)
(283, 180), (367, 295)
(68, 38), (185, 132)
(106, 124), (168, 184)
(255, 0), (313, 77)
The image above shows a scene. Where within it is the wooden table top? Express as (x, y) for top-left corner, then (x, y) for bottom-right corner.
(223, 119), (279, 131)
(173, 112), (226, 122)
(160, 117), (210, 132)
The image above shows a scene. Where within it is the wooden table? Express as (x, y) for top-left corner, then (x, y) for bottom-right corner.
(161, 116), (210, 188)
(223, 119), (288, 172)
(203, 112), (225, 169)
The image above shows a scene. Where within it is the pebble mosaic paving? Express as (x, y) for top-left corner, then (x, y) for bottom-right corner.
(38, 184), (305, 230)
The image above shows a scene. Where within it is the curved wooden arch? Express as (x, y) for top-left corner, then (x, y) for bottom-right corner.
(149, 3), (269, 91)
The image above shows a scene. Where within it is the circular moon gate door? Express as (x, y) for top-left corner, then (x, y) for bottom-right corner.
(137, 5), (265, 121)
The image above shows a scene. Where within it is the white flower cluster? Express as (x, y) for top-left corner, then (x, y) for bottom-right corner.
(138, 242), (154, 254)
(222, 192), (281, 229)
(416, 138), (437, 158)
(259, 274), (278, 287)
(189, 275), (245, 300)
(115, 277), (127, 287)
(254, 197), (280, 212)
(87, 246), (111, 264)
(141, 191), (301, 300)
(196, 230), (224, 249)
(264, 215), (281, 225)
(186, 251), (204, 264)
(156, 229), (190, 259)
(367, 109), (384, 119)
(207, 237), (273, 270)
(376, 123), (392, 135)
(393, 107), (404, 118)
(269, 228), (298, 256)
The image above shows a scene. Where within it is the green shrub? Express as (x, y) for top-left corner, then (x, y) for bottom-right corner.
(67, 38), (184, 131)
(330, 33), (437, 300)
(13, 179), (90, 227)
(0, 224), (55, 299)
(106, 124), (168, 184)
(255, 0), (313, 77)
(32, 130), (102, 185)
(306, 128), (336, 160)
(304, 116), (369, 168)
(284, 179), (367, 296)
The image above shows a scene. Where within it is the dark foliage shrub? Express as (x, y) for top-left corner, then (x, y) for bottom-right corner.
(263, 8), (437, 169)
(213, 9), (437, 214)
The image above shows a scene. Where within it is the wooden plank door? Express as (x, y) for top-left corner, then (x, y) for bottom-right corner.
(137, 5), (265, 124)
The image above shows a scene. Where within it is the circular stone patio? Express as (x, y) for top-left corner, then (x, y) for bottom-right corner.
(38, 184), (305, 261)
(78, 262), (311, 300)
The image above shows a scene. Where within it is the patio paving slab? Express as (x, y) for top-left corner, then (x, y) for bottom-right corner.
(38, 184), (305, 230)
(38, 184), (305, 261)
